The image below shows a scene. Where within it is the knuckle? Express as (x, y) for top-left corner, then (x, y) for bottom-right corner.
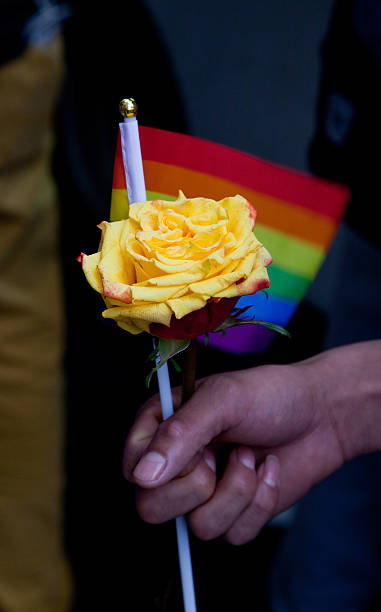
(160, 418), (185, 444)
(125, 431), (147, 457)
(188, 513), (216, 541)
(253, 497), (270, 516)
(135, 395), (158, 418)
(224, 530), (249, 546)
(135, 490), (162, 525)
(224, 514), (265, 546)
(208, 372), (240, 401)
(231, 475), (252, 503)
(189, 466), (214, 502)
(253, 483), (278, 516)
(206, 372), (243, 428)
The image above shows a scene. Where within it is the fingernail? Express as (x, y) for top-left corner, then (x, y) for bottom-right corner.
(133, 452), (166, 482)
(263, 455), (280, 488)
(203, 449), (216, 472)
(237, 447), (255, 470)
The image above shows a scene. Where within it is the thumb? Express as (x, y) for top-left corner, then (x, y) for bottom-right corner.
(131, 374), (241, 488)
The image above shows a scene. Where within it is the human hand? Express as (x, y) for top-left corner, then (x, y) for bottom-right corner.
(124, 357), (346, 544)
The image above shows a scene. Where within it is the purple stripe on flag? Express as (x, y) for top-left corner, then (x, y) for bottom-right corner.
(199, 324), (276, 355)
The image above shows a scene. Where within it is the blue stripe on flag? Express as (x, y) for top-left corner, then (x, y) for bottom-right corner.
(236, 292), (297, 328)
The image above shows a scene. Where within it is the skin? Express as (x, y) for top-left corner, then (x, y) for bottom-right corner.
(123, 340), (381, 545)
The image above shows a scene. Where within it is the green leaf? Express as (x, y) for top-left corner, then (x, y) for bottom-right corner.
(170, 357), (182, 373)
(204, 333), (209, 346)
(252, 320), (291, 338)
(213, 316), (291, 338)
(232, 304), (254, 317)
(147, 346), (160, 362)
(159, 337), (191, 363)
(146, 338), (190, 387)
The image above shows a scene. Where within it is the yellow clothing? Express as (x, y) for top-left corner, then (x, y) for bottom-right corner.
(0, 38), (71, 611)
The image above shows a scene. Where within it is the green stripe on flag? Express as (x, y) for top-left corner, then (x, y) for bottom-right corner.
(255, 224), (324, 280)
(146, 190), (177, 202)
(268, 266), (310, 302)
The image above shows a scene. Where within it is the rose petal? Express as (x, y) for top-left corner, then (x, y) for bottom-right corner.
(189, 270), (246, 295)
(103, 302), (172, 327)
(215, 265), (270, 298)
(117, 319), (143, 334)
(131, 285), (180, 302)
(150, 297), (239, 339)
(167, 295), (206, 319)
(81, 252), (102, 292)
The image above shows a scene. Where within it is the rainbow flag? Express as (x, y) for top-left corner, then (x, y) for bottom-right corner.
(111, 126), (349, 354)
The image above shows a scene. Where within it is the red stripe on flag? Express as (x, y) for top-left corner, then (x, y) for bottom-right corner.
(139, 126), (349, 222)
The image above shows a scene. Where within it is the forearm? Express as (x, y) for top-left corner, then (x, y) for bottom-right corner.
(300, 340), (381, 462)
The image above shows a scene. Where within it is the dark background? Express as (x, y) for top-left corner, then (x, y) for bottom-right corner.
(143, 0), (334, 172)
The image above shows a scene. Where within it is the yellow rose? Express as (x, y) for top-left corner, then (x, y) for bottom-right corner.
(80, 192), (272, 338)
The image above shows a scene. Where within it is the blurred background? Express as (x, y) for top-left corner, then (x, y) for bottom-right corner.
(2, 1), (381, 611)
(144, 0), (333, 171)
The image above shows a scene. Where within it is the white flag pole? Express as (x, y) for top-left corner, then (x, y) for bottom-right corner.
(119, 98), (197, 612)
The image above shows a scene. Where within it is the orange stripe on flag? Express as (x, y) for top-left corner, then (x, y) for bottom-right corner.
(142, 160), (336, 248)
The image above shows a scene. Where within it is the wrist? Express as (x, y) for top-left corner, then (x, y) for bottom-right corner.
(302, 341), (381, 462)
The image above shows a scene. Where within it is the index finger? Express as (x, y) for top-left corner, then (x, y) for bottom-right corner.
(123, 395), (162, 480)
(123, 387), (182, 479)
(131, 372), (243, 488)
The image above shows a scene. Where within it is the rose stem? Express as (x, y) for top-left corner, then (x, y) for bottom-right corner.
(181, 339), (197, 405)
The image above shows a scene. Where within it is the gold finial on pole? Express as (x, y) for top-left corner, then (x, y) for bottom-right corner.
(119, 98), (138, 118)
